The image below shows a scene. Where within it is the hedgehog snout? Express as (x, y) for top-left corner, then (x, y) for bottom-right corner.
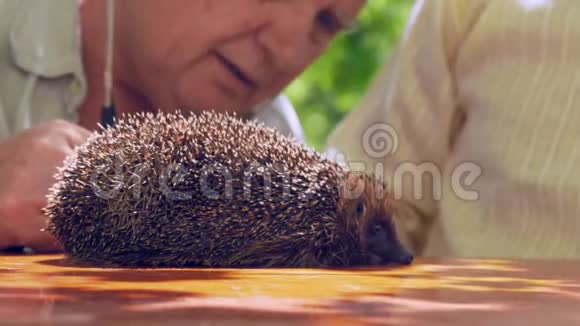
(365, 222), (413, 266)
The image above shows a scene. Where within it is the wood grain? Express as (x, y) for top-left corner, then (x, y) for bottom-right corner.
(0, 254), (579, 325)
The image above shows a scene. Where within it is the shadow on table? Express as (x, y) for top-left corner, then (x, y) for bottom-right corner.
(31, 257), (239, 283)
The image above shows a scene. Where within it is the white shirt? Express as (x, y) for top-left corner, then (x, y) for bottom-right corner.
(0, 0), (304, 142)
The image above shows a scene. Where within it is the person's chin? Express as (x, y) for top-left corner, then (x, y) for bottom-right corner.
(173, 56), (259, 115)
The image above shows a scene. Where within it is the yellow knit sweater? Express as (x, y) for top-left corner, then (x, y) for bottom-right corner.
(327, 0), (580, 259)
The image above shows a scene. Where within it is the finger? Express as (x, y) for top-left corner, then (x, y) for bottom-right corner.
(67, 125), (93, 144)
(0, 225), (19, 250)
(33, 119), (91, 148)
(22, 226), (62, 253)
(11, 201), (62, 253)
(59, 125), (93, 149)
(22, 148), (71, 194)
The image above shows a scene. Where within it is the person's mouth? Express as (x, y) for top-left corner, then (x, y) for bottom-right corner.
(214, 51), (257, 91)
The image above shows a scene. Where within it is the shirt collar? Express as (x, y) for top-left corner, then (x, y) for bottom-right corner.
(9, 0), (83, 78)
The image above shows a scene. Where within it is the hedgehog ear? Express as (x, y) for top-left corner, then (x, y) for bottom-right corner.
(340, 173), (365, 201)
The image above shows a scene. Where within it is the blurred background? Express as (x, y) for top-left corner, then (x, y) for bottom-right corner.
(286, 0), (412, 151)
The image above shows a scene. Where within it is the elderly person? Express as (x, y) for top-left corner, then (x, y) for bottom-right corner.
(327, 0), (580, 260)
(0, 0), (365, 251)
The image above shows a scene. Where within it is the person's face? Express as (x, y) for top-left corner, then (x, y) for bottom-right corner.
(116, 0), (366, 114)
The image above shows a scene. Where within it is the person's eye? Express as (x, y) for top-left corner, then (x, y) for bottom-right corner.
(316, 9), (343, 34)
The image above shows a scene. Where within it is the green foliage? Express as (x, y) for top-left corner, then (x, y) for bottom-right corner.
(285, 0), (413, 151)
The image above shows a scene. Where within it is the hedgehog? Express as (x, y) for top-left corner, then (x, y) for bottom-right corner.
(44, 111), (413, 268)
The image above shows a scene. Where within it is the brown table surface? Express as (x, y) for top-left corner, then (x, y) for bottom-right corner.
(0, 254), (578, 325)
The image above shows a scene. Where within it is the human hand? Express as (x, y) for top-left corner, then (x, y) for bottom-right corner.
(0, 120), (91, 252)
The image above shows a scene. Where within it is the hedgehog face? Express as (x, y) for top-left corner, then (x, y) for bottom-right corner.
(338, 173), (413, 266)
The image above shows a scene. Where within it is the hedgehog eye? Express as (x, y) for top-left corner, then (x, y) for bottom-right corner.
(355, 201), (366, 218)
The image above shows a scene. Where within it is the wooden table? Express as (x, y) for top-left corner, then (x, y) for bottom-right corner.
(0, 254), (578, 325)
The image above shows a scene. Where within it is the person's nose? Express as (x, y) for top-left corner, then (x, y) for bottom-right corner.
(255, 2), (330, 73)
